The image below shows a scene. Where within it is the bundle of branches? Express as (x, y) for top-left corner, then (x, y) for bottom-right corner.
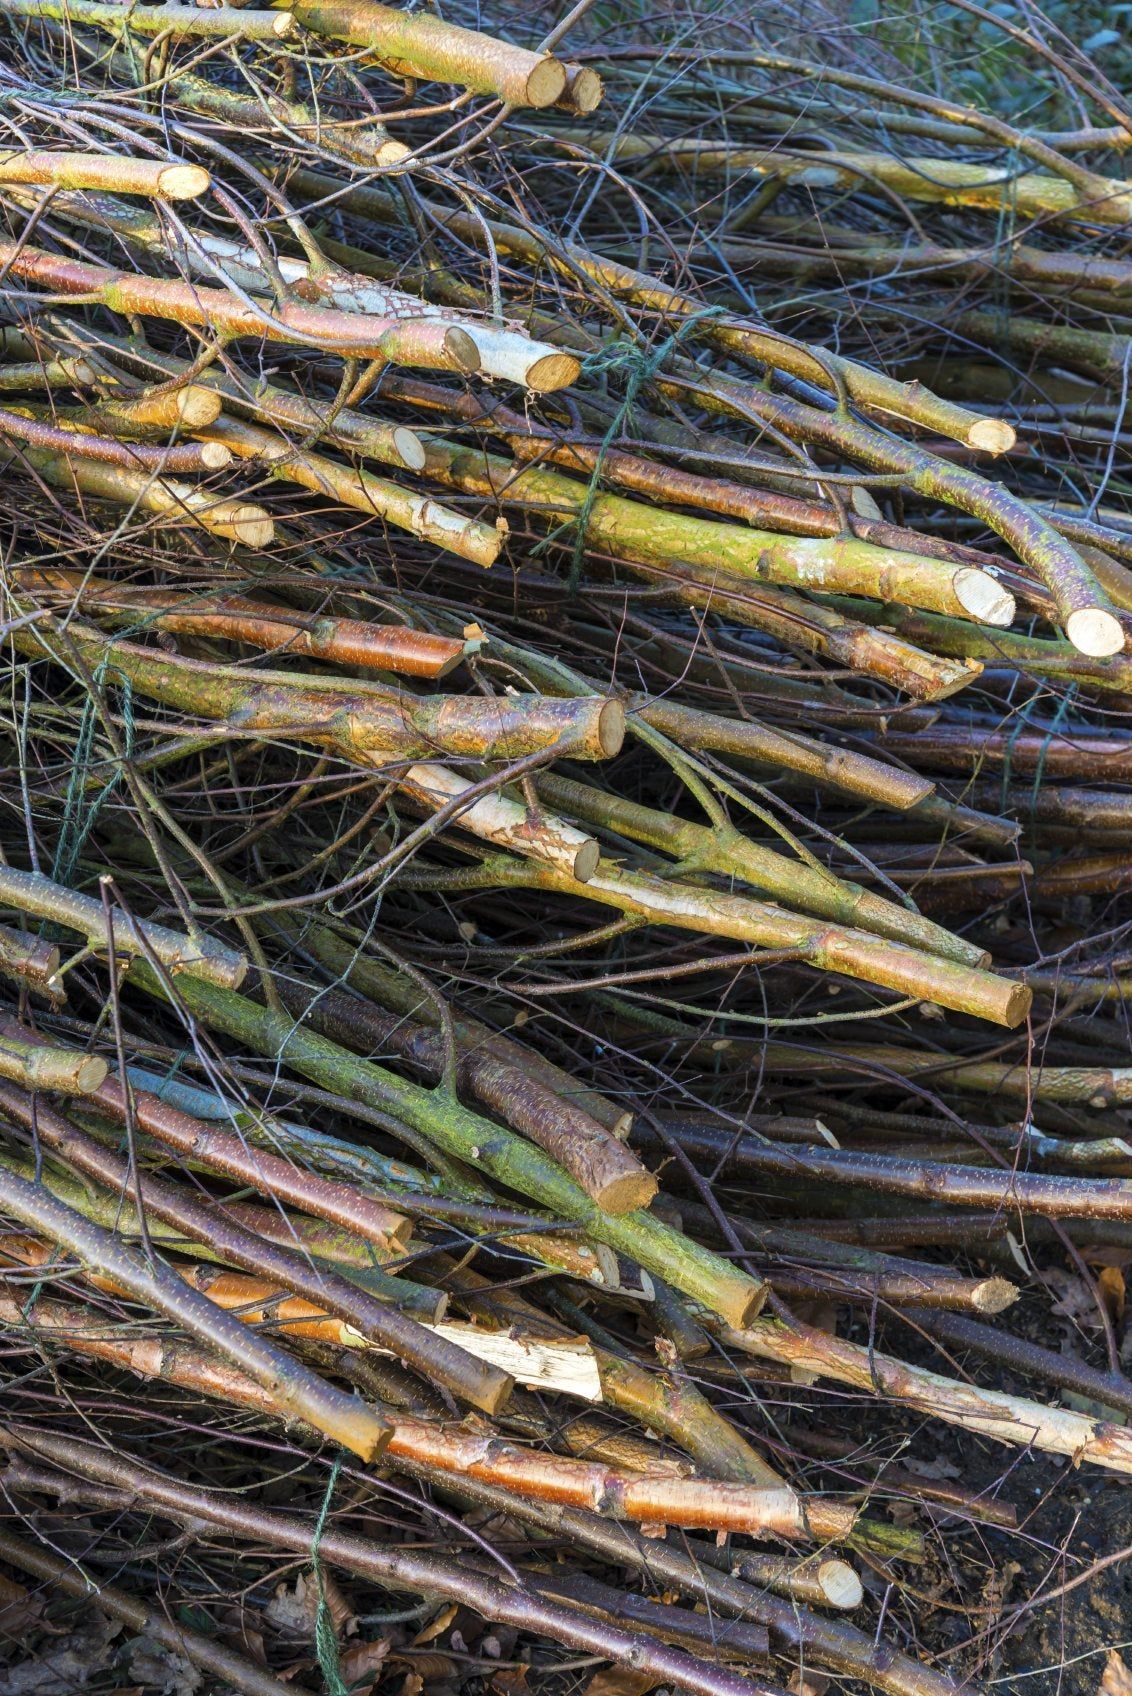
(0, 0), (1131, 1691)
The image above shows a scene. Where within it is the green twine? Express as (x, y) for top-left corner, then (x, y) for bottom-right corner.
(999, 683), (1074, 829)
(535, 305), (725, 594)
(52, 590), (225, 888)
(52, 660), (134, 887)
(311, 1456), (349, 1696)
(1023, 686), (1074, 829)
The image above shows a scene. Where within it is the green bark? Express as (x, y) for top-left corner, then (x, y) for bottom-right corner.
(131, 966), (765, 1328)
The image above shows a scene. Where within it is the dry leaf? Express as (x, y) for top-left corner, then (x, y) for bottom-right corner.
(1044, 1268), (1103, 1330)
(1100, 1650), (1132, 1696)
(582, 1669), (659, 1696)
(791, 1301), (840, 1335)
(213, 1603), (267, 1666)
(276, 1660), (316, 1685)
(1084, 1247), (1132, 1271)
(1099, 1266), (1126, 1323)
(0, 1616), (121, 1695)
(0, 1573), (43, 1637)
(412, 1604), (458, 1647)
(126, 1640), (201, 1696)
(393, 1654), (458, 1682)
(266, 1572), (353, 1641)
(339, 1638), (391, 1696)
(903, 1455), (962, 1481)
(266, 1574), (320, 1639)
(789, 1673), (831, 1696)
(227, 1625), (266, 1666)
(491, 1669), (529, 1696)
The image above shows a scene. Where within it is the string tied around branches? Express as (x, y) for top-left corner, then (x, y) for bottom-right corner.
(533, 305), (726, 593)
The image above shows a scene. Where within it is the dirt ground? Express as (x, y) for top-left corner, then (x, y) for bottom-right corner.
(996, 1467), (1132, 1696)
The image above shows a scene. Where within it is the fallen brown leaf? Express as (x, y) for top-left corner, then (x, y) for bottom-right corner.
(0, 1615), (121, 1696)
(789, 1673), (831, 1696)
(126, 1640), (201, 1696)
(1045, 1268), (1100, 1329)
(339, 1637), (391, 1696)
(490, 1669), (530, 1696)
(0, 1573), (43, 1637)
(266, 1572), (354, 1641)
(412, 1604), (458, 1647)
(266, 1574), (320, 1640)
(582, 1668), (659, 1696)
(1099, 1266), (1126, 1323)
(903, 1455), (962, 1481)
(393, 1653), (457, 1682)
(276, 1660), (317, 1685)
(1100, 1651), (1132, 1696)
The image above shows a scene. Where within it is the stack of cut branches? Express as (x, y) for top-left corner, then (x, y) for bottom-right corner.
(0, 0), (1130, 1691)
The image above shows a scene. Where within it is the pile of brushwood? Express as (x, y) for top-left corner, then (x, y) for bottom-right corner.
(1, 0), (1132, 1689)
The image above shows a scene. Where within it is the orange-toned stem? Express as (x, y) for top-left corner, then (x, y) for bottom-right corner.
(13, 618), (625, 765)
(0, 1165), (389, 1459)
(500, 407), (995, 550)
(0, 1233), (440, 1331)
(277, 979), (656, 1216)
(384, 1421), (856, 1539)
(0, 924), (59, 993)
(0, 407), (228, 473)
(0, 1284), (849, 1540)
(0, 1427), (773, 1696)
(15, 570), (469, 679)
(417, 439), (1013, 627)
(73, 198), (582, 392)
(0, 240), (479, 372)
(0, 1080), (512, 1414)
(3, 1017), (409, 1256)
(439, 1256), (784, 1489)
